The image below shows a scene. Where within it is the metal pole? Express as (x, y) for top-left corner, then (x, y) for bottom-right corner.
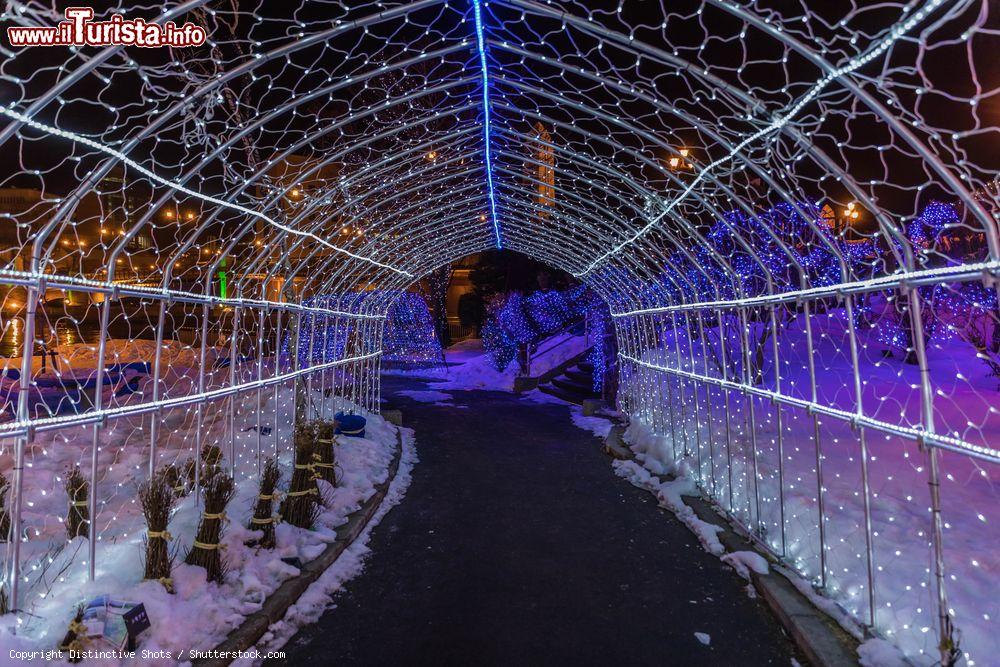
(738, 307), (762, 535)
(255, 308), (266, 474)
(87, 289), (114, 582)
(148, 299), (169, 477)
(769, 304), (787, 557)
(906, 285), (954, 664)
(801, 298), (828, 589)
(228, 305), (240, 476)
(194, 300), (210, 506)
(843, 294), (876, 628)
(9, 280), (39, 612)
(273, 308), (283, 460)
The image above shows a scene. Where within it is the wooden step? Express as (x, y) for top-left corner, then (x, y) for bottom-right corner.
(537, 382), (587, 405)
(552, 376), (597, 396)
(564, 369), (593, 384)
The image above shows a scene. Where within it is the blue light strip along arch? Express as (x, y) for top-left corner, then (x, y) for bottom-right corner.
(472, 0), (503, 248)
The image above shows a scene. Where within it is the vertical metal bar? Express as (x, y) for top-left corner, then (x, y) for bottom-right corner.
(319, 311), (329, 419)
(148, 299), (168, 478)
(228, 306), (239, 476)
(194, 300), (210, 506)
(660, 316), (678, 460)
(718, 307), (736, 514)
(9, 280), (39, 613)
(668, 311), (690, 457)
(305, 308), (317, 419)
(738, 307), (762, 534)
(87, 290), (114, 583)
(768, 304), (787, 557)
(684, 310), (704, 480)
(255, 308), (266, 474)
(696, 310), (717, 495)
(843, 295), (876, 628)
(375, 318), (384, 413)
(801, 298), (827, 589)
(331, 309), (341, 414)
(272, 309), (283, 460)
(906, 285), (953, 664)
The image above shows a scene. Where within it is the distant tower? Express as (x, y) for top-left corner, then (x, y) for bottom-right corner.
(528, 121), (555, 218)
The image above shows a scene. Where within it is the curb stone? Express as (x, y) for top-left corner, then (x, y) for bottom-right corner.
(604, 424), (860, 667)
(192, 427), (404, 667)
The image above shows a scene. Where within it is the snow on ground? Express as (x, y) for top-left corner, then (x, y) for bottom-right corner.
(396, 390), (453, 404)
(857, 638), (909, 667)
(613, 459), (725, 556)
(240, 429), (417, 666)
(412, 335), (589, 392)
(0, 379), (411, 665)
(620, 306), (999, 666)
(569, 411), (613, 439)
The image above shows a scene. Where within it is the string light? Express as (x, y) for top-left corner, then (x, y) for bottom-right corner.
(0, 2), (993, 664)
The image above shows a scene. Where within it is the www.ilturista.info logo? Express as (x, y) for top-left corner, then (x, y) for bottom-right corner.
(6, 7), (207, 48)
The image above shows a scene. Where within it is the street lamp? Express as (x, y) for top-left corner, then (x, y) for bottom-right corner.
(668, 147), (693, 171)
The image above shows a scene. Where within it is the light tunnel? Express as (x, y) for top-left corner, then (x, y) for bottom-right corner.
(0, 0), (997, 663)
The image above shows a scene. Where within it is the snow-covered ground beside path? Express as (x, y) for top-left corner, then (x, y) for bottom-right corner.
(619, 307), (999, 667)
(382, 336), (589, 392)
(0, 387), (412, 666)
(240, 433), (417, 666)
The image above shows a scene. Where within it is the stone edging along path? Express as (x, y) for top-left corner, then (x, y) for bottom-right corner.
(193, 427), (403, 667)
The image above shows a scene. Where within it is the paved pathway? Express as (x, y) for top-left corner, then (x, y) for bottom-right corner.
(269, 375), (797, 666)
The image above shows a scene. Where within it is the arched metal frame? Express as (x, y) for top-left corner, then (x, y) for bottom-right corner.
(0, 1), (996, 663)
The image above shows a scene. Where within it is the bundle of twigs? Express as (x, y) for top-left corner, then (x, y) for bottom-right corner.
(184, 472), (235, 583)
(58, 605), (85, 661)
(279, 423), (319, 529)
(312, 419), (338, 487)
(185, 445), (223, 491)
(161, 463), (188, 498)
(201, 444), (223, 479)
(247, 458), (280, 549)
(65, 466), (89, 539)
(0, 472), (10, 542)
(139, 468), (176, 590)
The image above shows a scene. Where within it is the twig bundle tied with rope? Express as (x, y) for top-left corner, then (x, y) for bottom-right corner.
(139, 467), (176, 591)
(279, 423), (320, 529)
(185, 445), (223, 494)
(0, 471), (10, 541)
(58, 605), (85, 662)
(313, 419), (338, 487)
(182, 457), (196, 489)
(201, 444), (224, 480)
(248, 458), (281, 549)
(185, 472), (235, 583)
(162, 463), (188, 498)
(65, 466), (89, 539)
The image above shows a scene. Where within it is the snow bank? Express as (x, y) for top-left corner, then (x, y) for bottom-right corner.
(857, 638), (909, 667)
(569, 411), (612, 438)
(619, 305), (999, 666)
(241, 429), (417, 665)
(427, 335), (588, 392)
(612, 459), (724, 556)
(0, 387), (412, 665)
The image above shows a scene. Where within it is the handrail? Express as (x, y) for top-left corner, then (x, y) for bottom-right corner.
(517, 316), (590, 378)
